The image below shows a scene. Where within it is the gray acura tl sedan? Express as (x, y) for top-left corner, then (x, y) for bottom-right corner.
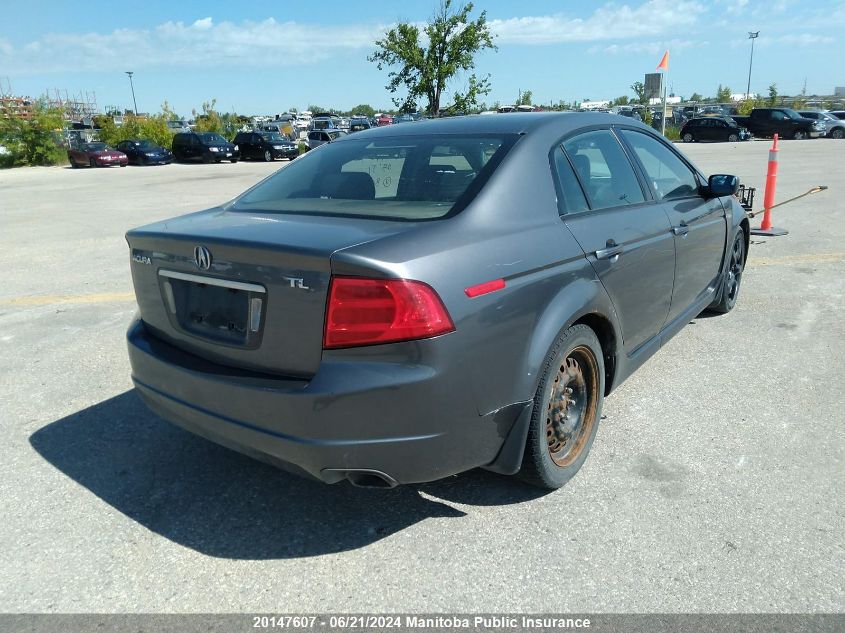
(126, 113), (748, 489)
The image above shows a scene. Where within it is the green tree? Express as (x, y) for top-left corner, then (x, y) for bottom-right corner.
(368, 0), (496, 116)
(95, 112), (174, 148)
(715, 84), (732, 102)
(192, 99), (225, 135)
(612, 95), (629, 106)
(0, 99), (66, 167)
(630, 81), (648, 105)
(791, 95), (807, 110)
(767, 83), (778, 107)
(349, 104), (376, 117)
(160, 100), (182, 122)
(736, 98), (762, 115)
(517, 89), (533, 106)
(689, 92), (703, 102)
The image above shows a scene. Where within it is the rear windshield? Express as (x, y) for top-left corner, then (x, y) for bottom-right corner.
(231, 134), (515, 220)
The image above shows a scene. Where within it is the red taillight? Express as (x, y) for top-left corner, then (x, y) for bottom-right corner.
(324, 276), (455, 349)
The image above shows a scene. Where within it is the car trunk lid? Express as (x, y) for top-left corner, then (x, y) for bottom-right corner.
(127, 208), (412, 377)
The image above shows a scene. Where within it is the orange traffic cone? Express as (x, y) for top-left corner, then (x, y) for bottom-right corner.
(750, 134), (788, 237)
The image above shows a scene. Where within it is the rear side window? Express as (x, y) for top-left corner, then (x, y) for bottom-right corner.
(562, 129), (646, 210)
(232, 134), (515, 220)
(619, 130), (699, 200)
(552, 149), (589, 215)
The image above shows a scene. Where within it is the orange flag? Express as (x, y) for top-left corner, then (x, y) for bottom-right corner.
(657, 50), (669, 71)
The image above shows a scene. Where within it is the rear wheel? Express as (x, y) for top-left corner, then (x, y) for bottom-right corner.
(793, 130), (807, 140)
(518, 324), (605, 489)
(263, 150), (273, 162)
(682, 132), (694, 142)
(69, 156), (78, 168)
(831, 128), (844, 140)
(708, 229), (746, 314)
(727, 133), (739, 142)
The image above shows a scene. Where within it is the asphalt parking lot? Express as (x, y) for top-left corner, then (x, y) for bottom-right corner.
(1, 139), (843, 613)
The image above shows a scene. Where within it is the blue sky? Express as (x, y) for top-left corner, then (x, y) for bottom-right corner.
(1, 0), (841, 116)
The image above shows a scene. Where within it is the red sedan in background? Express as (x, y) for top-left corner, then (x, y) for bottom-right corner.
(68, 142), (129, 168)
(376, 114), (393, 126)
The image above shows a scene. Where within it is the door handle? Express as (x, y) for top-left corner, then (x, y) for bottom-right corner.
(672, 224), (690, 236)
(595, 242), (624, 262)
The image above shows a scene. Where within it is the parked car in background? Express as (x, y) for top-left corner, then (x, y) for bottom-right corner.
(798, 111), (845, 139)
(234, 131), (298, 161)
(680, 117), (750, 143)
(126, 113), (748, 490)
(262, 119), (297, 140)
(310, 116), (340, 132)
(615, 108), (642, 122)
(392, 114), (415, 124)
(699, 105), (730, 117)
(348, 118), (372, 133)
(376, 113), (393, 126)
(172, 132), (239, 163)
(68, 142), (128, 168)
(306, 129), (347, 150)
(731, 108), (822, 140)
(116, 140), (173, 165)
(829, 111), (845, 120)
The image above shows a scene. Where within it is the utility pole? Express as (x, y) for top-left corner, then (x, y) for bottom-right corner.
(746, 32), (759, 100)
(125, 71), (138, 115)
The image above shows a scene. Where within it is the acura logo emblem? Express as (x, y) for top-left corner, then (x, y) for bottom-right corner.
(194, 245), (212, 270)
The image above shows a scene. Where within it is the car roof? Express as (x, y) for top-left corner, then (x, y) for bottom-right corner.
(334, 112), (640, 140)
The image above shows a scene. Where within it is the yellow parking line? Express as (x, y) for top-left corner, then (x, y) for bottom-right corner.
(748, 252), (845, 267)
(0, 292), (136, 307)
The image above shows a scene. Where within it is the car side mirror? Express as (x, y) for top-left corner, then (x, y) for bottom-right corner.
(705, 174), (739, 198)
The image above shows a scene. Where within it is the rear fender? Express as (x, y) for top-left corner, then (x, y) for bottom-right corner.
(519, 276), (621, 402)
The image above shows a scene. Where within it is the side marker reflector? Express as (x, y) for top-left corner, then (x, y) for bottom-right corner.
(465, 279), (506, 298)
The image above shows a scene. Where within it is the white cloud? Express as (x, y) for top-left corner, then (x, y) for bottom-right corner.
(774, 33), (835, 45)
(192, 17), (214, 30)
(587, 38), (705, 55)
(490, 0), (707, 44)
(0, 17), (387, 75)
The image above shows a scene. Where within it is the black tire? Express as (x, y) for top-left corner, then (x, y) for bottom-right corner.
(831, 128), (844, 140)
(263, 150), (273, 162)
(230, 158), (238, 163)
(69, 156), (78, 168)
(727, 133), (739, 142)
(708, 229), (746, 314)
(518, 324), (605, 489)
(202, 154), (212, 164)
(793, 130), (807, 140)
(89, 158), (96, 168)
(682, 132), (694, 142)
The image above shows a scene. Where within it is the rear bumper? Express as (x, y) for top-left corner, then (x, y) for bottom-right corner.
(127, 319), (524, 485)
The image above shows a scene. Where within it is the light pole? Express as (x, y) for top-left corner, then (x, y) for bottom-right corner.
(125, 71), (138, 115)
(746, 32), (759, 100)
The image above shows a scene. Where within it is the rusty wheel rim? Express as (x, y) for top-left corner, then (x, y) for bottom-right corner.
(546, 345), (599, 468)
